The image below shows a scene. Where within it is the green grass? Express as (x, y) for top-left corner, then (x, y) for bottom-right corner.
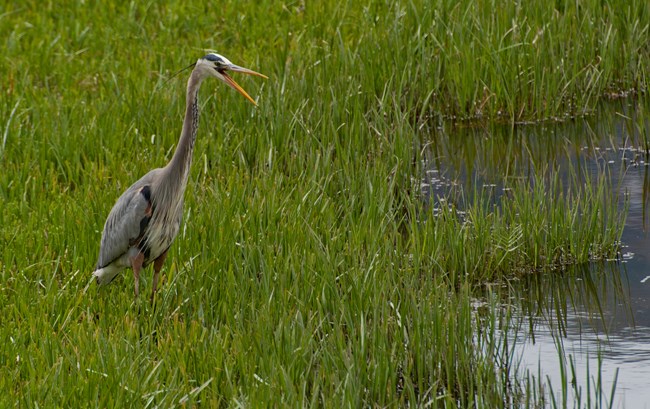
(0, 0), (643, 407)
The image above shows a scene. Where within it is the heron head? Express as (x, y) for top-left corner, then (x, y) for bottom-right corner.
(195, 53), (268, 105)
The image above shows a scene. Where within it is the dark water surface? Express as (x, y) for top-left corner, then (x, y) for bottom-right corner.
(513, 131), (650, 409)
(423, 99), (649, 408)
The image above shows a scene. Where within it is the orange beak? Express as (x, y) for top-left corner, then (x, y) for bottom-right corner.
(221, 65), (268, 106)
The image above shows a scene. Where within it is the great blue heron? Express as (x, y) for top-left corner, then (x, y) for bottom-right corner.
(92, 53), (267, 300)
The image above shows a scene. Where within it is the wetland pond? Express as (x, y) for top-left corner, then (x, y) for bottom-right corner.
(423, 99), (649, 408)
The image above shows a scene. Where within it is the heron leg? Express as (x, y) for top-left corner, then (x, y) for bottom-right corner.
(151, 250), (168, 301)
(131, 252), (145, 297)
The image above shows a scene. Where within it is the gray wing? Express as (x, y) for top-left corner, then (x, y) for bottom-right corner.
(96, 170), (160, 268)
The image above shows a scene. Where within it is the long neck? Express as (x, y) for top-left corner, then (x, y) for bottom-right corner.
(165, 70), (203, 187)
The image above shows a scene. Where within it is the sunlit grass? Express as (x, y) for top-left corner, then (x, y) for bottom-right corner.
(0, 0), (643, 406)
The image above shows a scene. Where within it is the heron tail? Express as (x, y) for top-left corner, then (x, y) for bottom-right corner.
(92, 265), (122, 285)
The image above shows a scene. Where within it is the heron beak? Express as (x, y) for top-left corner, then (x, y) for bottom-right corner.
(222, 64), (268, 106)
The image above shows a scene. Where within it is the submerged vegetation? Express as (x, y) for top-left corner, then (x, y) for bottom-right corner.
(0, 0), (647, 407)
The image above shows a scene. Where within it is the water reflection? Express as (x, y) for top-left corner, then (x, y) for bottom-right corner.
(423, 98), (650, 407)
(512, 261), (650, 409)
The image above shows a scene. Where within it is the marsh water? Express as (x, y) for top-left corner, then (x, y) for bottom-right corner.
(423, 99), (650, 408)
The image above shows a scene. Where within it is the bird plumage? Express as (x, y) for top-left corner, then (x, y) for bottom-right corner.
(94, 173), (157, 284)
(93, 53), (267, 299)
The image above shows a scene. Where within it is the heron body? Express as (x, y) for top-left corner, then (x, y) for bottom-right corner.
(93, 53), (267, 299)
